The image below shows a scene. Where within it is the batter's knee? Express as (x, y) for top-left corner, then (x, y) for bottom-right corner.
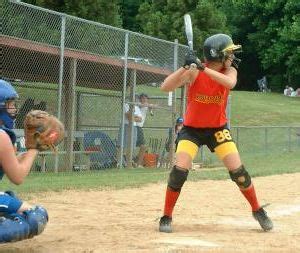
(167, 166), (189, 192)
(229, 165), (251, 189)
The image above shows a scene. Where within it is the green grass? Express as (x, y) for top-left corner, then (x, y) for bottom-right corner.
(135, 88), (300, 126)
(7, 85), (300, 193)
(230, 91), (300, 126)
(2, 149), (299, 195)
(15, 83), (300, 127)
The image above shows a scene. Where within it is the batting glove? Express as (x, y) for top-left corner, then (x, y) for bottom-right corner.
(183, 51), (205, 70)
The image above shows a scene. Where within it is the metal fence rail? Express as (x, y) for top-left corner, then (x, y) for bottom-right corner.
(2, 0), (188, 170)
(2, 1), (299, 173)
(197, 126), (300, 167)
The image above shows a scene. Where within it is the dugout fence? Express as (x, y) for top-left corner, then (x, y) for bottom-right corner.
(2, 0), (187, 171)
(2, 1), (299, 174)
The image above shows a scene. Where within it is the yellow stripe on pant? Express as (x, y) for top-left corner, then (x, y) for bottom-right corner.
(176, 140), (199, 160)
(214, 142), (238, 160)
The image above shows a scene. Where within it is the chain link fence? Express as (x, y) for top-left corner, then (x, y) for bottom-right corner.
(2, 0), (187, 171)
(2, 1), (299, 174)
(195, 126), (300, 168)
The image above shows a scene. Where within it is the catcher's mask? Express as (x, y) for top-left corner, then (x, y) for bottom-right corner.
(0, 79), (19, 129)
(203, 34), (242, 68)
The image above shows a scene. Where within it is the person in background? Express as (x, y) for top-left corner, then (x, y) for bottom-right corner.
(290, 88), (300, 97)
(165, 117), (184, 153)
(117, 101), (142, 167)
(284, 85), (294, 96)
(135, 93), (156, 167)
(0, 79), (48, 243)
(15, 98), (35, 129)
(160, 117), (184, 168)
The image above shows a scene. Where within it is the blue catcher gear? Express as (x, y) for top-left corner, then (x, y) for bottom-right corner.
(24, 206), (48, 237)
(0, 79), (19, 129)
(0, 191), (23, 214)
(0, 206), (48, 243)
(0, 214), (30, 243)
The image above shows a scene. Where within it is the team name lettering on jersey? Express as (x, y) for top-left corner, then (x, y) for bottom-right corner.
(194, 94), (224, 104)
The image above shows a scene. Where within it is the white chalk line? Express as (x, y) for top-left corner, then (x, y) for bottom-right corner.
(155, 237), (219, 248)
(271, 204), (300, 217)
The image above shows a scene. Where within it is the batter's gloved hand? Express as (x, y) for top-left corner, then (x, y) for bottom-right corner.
(183, 50), (205, 70)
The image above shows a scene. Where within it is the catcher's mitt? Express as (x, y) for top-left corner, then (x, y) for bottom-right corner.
(24, 110), (65, 151)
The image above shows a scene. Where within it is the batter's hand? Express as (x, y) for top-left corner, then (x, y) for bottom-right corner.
(183, 50), (205, 70)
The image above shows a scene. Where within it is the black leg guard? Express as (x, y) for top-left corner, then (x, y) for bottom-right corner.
(167, 166), (189, 192)
(229, 165), (251, 189)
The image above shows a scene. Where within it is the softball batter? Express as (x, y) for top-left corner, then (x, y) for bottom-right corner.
(159, 34), (273, 233)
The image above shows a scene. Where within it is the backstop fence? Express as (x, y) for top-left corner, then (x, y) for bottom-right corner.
(2, 1), (299, 173)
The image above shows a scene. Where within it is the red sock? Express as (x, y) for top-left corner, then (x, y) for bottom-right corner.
(240, 184), (260, 211)
(163, 187), (180, 217)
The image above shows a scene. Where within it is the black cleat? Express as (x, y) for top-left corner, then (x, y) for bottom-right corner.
(159, 215), (172, 233)
(253, 206), (273, 231)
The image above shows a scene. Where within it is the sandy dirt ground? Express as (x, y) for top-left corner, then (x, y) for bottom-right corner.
(1, 172), (300, 253)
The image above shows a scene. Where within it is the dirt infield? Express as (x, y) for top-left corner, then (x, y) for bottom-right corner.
(1, 172), (299, 253)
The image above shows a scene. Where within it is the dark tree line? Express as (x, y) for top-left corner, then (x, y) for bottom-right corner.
(22, 0), (300, 91)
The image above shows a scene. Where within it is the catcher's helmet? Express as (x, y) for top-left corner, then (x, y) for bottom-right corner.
(0, 79), (18, 107)
(203, 34), (242, 67)
(0, 79), (19, 129)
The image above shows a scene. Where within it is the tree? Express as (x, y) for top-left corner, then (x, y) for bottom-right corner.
(136, 0), (228, 55)
(120, 0), (146, 31)
(23, 0), (122, 27)
(231, 0), (300, 91)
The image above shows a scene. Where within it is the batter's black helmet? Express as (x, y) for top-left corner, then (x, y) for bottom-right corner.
(203, 34), (242, 67)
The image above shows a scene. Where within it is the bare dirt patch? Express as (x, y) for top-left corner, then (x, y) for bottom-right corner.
(1, 173), (299, 253)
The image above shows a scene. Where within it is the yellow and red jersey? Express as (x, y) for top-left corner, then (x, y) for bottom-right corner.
(184, 69), (230, 128)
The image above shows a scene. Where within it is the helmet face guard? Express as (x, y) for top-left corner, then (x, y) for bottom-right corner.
(225, 54), (242, 69)
(222, 44), (242, 68)
(203, 34), (242, 68)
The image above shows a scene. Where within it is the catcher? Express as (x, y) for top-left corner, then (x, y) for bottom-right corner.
(159, 34), (273, 233)
(0, 79), (64, 243)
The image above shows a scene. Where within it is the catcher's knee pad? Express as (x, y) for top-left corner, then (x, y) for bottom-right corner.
(168, 166), (189, 191)
(229, 165), (251, 189)
(24, 205), (48, 237)
(176, 140), (198, 160)
(214, 142), (238, 160)
(0, 214), (30, 243)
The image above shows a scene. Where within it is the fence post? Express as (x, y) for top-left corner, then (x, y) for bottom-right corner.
(180, 86), (187, 116)
(63, 58), (77, 172)
(200, 146), (205, 164)
(288, 127), (291, 152)
(169, 39), (178, 169)
(55, 14), (66, 172)
(127, 69), (137, 168)
(119, 32), (129, 169)
(236, 127), (239, 150)
(264, 127), (268, 152)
